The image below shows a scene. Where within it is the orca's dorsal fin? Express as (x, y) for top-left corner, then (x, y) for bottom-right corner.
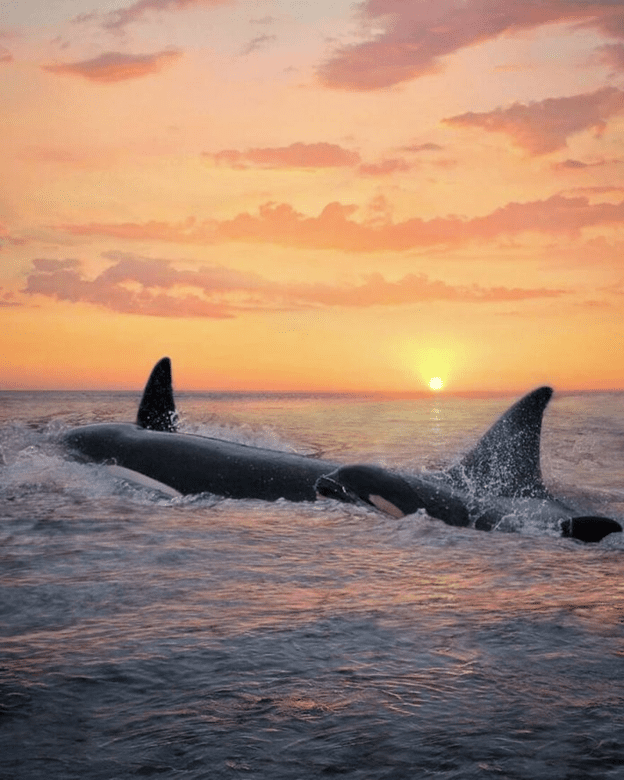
(446, 386), (553, 498)
(136, 357), (177, 432)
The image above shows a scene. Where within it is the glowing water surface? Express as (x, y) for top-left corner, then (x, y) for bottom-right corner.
(1, 390), (623, 778)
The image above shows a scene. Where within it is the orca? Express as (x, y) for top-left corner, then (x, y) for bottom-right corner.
(62, 358), (622, 543)
(62, 357), (338, 501)
(315, 387), (623, 544)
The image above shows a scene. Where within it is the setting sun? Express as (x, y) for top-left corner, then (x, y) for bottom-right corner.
(429, 377), (444, 391)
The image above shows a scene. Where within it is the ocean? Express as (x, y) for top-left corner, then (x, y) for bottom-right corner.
(1, 388), (623, 779)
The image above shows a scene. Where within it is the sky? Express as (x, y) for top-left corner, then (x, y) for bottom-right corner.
(1, 0), (624, 392)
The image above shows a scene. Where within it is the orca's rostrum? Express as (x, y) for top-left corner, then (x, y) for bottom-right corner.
(62, 357), (622, 543)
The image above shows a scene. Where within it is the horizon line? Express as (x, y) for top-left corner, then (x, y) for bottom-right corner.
(1, 385), (623, 398)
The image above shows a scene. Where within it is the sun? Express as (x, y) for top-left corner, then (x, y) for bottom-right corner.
(429, 377), (444, 391)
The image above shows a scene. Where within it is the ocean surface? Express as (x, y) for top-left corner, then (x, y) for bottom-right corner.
(1, 388), (623, 779)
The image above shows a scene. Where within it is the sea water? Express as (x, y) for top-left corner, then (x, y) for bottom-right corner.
(1, 389), (623, 779)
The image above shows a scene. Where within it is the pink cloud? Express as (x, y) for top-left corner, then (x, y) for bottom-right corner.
(358, 158), (412, 176)
(319, 0), (624, 90)
(23, 251), (564, 317)
(553, 159), (594, 170)
(0, 287), (21, 307)
(565, 185), (624, 197)
(58, 194), (624, 252)
(444, 88), (624, 154)
(204, 143), (418, 175)
(0, 224), (26, 248)
(281, 274), (564, 307)
(250, 16), (276, 25)
(22, 147), (96, 166)
(25, 255), (236, 318)
(31, 258), (81, 271)
(42, 50), (182, 83)
(103, 0), (231, 30)
(552, 157), (623, 171)
(0, 47), (12, 64)
(401, 143), (444, 153)
(61, 218), (209, 242)
(205, 142), (361, 169)
(241, 34), (277, 56)
(598, 42), (624, 71)
(603, 279), (624, 296)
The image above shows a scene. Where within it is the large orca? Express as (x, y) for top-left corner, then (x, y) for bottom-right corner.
(315, 387), (622, 544)
(62, 357), (338, 501)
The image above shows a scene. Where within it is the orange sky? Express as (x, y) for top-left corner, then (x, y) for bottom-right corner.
(1, 0), (624, 392)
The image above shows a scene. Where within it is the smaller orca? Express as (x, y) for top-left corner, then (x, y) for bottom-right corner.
(316, 465), (470, 525)
(316, 388), (623, 544)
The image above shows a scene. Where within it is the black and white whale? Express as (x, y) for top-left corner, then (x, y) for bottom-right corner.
(315, 387), (622, 544)
(62, 357), (338, 501)
(62, 358), (622, 543)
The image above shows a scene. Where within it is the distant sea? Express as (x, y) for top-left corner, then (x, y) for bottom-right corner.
(1, 389), (623, 779)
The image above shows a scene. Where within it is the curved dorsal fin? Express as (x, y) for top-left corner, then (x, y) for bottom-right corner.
(136, 357), (177, 432)
(446, 386), (553, 498)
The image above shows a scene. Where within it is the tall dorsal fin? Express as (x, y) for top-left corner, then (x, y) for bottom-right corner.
(446, 386), (553, 498)
(136, 357), (177, 432)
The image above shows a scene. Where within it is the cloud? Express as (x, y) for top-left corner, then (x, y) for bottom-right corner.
(103, 0), (231, 30)
(0, 224), (26, 248)
(31, 258), (81, 271)
(565, 185), (624, 197)
(552, 157), (623, 171)
(241, 34), (277, 56)
(319, 0), (624, 90)
(205, 143), (416, 174)
(204, 142), (361, 169)
(0, 289), (21, 307)
(281, 274), (565, 307)
(0, 46), (12, 63)
(358, 158), (412, 176)
(22, 146), (95, 166)
(58, 194), (624, 252)
(554, 159), (594, 170)
(24, 255), (236, 318)
(443, 87), (624, 154)
(598, 43), (624, 72)
(401, 143), (444, 153)
(72, 12), (99, 24)
(42, 50), (182, 83)
(22, 251), (564, 318)
(60, 217), (212, 243)
(250, 16), (276, 25)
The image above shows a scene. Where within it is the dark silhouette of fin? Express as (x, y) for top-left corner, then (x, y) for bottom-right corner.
(446, 386), (553, 498)
(136, 357), (177, 432)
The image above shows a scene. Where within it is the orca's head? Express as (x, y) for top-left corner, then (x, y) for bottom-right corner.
(316, 465), (425, 518)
